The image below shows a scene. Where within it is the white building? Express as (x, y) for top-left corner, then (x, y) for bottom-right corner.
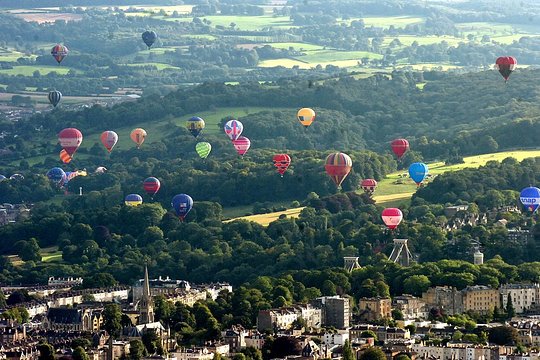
(500, 283), (540, 314)
(323, 331), (349, 346)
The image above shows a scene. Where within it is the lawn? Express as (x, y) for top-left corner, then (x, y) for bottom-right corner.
(0, 48), (36, 62)
(225, 207), (305, 226)
(0, 65), (72, 76)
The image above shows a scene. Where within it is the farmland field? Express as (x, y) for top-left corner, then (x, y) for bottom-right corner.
(356, 16), (425, 29)
(124, 62), (181, 71)
(0, 65), (72, 76)
(164, 15), (295, 31)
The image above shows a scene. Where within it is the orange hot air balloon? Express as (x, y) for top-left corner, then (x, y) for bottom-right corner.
(59, 149), (72, 164)
(297, 108), (316, 127)
(325, 152), (352, 189)
(130, 128), (147, 148)
(101, 131), (118, 153)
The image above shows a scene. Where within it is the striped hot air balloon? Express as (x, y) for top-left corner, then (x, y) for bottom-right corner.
(59, 149), (72, 164)
(143, 177), (161, 198)
(58, 128), (83, 156)
(325, 152), (352, 188)
(48, 90), (62, 107)
(125, 194), (143, 207)
(232, 136), (250, 156)
(195, 142), (212, 159)
(273, 154), (291, 177)
(51, 44), (68, 64)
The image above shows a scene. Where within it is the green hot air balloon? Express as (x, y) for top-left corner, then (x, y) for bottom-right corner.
(196, 142), (212, 159)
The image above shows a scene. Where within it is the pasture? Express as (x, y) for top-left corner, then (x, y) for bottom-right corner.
(165, 15), (295, 31)
(0, 65), (72, 76)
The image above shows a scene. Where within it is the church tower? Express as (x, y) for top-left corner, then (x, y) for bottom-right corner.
(138, 265), (154, 324)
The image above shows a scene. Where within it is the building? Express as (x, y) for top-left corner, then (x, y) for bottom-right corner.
(392, 295), (428, 320)
(358, 297), (391, 322)
(47, 276), (84, 286)
(350, 325), (410, 343)
(222, 325), (248, 353)
(500, 283), (540, 314)
(43, 307), (103, 332)
(256, 304), (322, 332)
(462, 285), (500, 315)
(310, 296), (350, 328)
(422, 286), (463, 315)
(444, 205), (469, 217)
(412, 343), (500, 360)
(474, 250), (484, 265)
(139, 265), (155, 325)
(508, 228), (534, 245)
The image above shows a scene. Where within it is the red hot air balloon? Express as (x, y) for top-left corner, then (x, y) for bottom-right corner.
(381, 208), (403, 230)
(325, 152), (352, 189)
(391, 139), (409, 160)
(273, 154), (291, 177)
(495, 56), (517, 81)
(232, 136), (251, 156)
(58, 128), (83, 156)
(143, 177), (161, 198)
(361, 179), (378, 194)
(100, 131), (118, 153)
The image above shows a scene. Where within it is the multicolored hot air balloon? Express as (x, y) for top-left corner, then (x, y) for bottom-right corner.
(232, 136), (251, 156)
(224, 120), (243, 141)
(408, 162), (428, 186)
(196, 142), (212, 159)
(125, 194), (143, 207)
(51, 44), (68, 64)
(101, 131), (118, 153)
(59, 149), (72, 164)
(58, 128), (83, 156)
(381, 208), (403, 230)
(63, 170), (87, 185)
(186, 117), (205, 138)
(48, 90), (62, 107)
(297, 108), (316, 127)
(172, 194), (193, 221)
(47, 167), (66, 185)
(520, 186), (540, 213)
(142, 30), (157, 49)
(391, 138), (409, 160)
(325, 152), (352, 189)
(495, 56), (517, 82)
(143, 177), (161, 198)
(273, 154), (291, 177)
(130, 128), (147, 148)
(10, 174), (24, 181)
(361, 179), (378, 194)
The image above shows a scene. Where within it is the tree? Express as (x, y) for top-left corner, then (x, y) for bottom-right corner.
(342, 340), (354, 360)
(392, 309), (404, 321)
(129, 339), (147, 360)
(270, 337), (302, 358)
(103, 304), (122, 337)
(360, 330), (377, 340)
(38, 343), (55, 360)
(488, 326), (518, 345)
(403, 275), (431, 297)
(359, 347), (386, 360)
(506, 294), (516, 319)
(394, 355), (411, 360)
(73, 347), (90, 360)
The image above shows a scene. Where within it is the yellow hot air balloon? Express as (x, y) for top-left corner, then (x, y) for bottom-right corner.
(297, 108), (316, 127)
(130, 128), (147, 149)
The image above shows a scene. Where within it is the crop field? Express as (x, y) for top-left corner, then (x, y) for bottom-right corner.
(0, 65), (72, 76)
(345, 16), (425, 29)
(13, 12), (83, 23)
(165, 15), (295, 31)
(259, 49), (383, 69)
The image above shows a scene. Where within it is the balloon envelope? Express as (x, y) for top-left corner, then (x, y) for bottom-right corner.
(361, 179), (378, 194)
(48, 90), (62, 107)
(142, 31), (157, 48)
(59, 149), (72, 164)
(125, 194), (143, 207)
(391, 138), (409, 159)
(381, 208), (403, 230)
(143, 177), (161, 197)
(130, 128), (147, 148)
(273, 154), (291, 176)
(408, 162), (429, 185)
(196, 142), (212, 159)
(186, 117), (205, 138)
(0, 175), (5, 181)
(297, 108), (316, 127)
(172, 194), (193, 220)
(95, 166), (107, 174)
(325, 152), (352, 188)
(101, 131), (118, 153)
(10, 174), (24, 181)
(224, 120), (243, 141)
(496, 56), (517, 81)
(232, 136), (251, 156)
(51, 44), (68, 64)
(520, 186), (540, 213)
(47, 167), (66, 184)
(58, 128), (83, 156)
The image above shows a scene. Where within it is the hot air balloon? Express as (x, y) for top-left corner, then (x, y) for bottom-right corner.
(297, 108), (316, 127)
(142, 30), (157, 49)
(48, 90), (62, 107)
(58, 128), (83, 156)
(381, 208), (403, 230)
(361, 179), (378, 194)
(196, 142), (212, 159)
(520, 186), (540, 213)
(125, 194), (143, 207)
(0, 175), (5, 182)
(325, 152), (352, 189)
(47, 167), (66, 185)
(496, 56), (517, 81)
(59, 149), (72, 164)
(51, 44), (68, 64)
(10, 174), (24, 181)
(273, 154), (291, 177)
(130, 128), (147, 148)
(95, 166), (107, 174)
(172, 194), (193, 221)
(391, 138), (409, 160)
(186, 117), (205, 138)
(408, 162), (429, 186)
(232, 136), (251, 156)
(63, 170), (86, 185)
(224, 120), (243, 141)
(101, 131), (118, 153)
(143, 177), (161, 198)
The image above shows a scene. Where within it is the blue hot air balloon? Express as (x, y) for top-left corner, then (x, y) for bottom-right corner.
(125, 194), (143, 207)
(520, 186), (540, 213)
(47, 167), (66, 185)
(0, 175), (6, 181)
(408, 162), (429, 185)
(172, 194), (193, 221)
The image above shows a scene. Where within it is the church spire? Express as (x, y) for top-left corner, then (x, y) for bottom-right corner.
(139, 264), (154, 324)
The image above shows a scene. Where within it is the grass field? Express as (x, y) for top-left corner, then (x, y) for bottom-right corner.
(356, 16), (425, 29)
(227, 149), (540, 226)
(259, 49), (383, 69)
(0, 48), (36, 62)
(124, 62), (181, 71)
(8, 246), (63, 267)
(165, 15), (295, 31)
(0, 65), (72, 76)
